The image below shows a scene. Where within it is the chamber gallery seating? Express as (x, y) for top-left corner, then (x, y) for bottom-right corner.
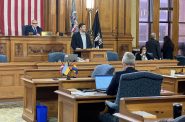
(99, 72), (163, 122)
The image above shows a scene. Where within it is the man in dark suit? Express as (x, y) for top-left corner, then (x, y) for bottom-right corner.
(71, 23), (92, 52)
(106, 52), (138, 95)
(146, 33), (162, 59)
(25, 19), (42, 36)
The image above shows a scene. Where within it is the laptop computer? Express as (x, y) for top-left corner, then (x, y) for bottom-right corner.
(64, 54), (78, 62)
(95, 75), (113, 92)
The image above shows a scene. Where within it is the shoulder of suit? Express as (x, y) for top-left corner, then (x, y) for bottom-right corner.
(27, 25), (32, 28)
(73, 32), (80, 36)
(115, 70), (125, 75)
(36, 26), (39, 28)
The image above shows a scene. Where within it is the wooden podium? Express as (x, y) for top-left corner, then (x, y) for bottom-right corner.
(75, 48), (113, 62)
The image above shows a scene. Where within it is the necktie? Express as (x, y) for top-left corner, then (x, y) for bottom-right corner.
(34, 27), (37, 33)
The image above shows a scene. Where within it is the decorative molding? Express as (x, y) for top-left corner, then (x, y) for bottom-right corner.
(27, 44), (65, 55)
(15, 43), (23, 57)
(0, 44), (6, 55)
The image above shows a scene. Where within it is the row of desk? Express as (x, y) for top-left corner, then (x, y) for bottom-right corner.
(0, 60), (180, 99)
(22, 77), (176, 122)
(18, 59), (185, 122)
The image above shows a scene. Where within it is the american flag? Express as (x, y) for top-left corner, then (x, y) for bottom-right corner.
(0, 0), (44, 36)
(70, 0), (78, 33)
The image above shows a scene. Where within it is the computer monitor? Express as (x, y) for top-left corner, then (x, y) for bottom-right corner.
(95, 75), (113, 90)
(64, 54), (78, 62)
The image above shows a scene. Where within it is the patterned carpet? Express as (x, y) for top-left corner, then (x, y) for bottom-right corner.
(0, 101), (57, 122)
(0, 101), (25, 122)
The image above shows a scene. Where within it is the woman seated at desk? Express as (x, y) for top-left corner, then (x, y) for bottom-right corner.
(136, 46), (154, 60)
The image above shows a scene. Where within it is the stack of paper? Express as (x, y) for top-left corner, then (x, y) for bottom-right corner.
(132, 111), (157, 119)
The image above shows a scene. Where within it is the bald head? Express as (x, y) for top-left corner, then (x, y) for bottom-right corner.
(31, 19), (38, 28)
(150, 33), (156, 40)
(122, 52), (135, 66)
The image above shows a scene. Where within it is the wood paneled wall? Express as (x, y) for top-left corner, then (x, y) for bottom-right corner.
(44, 0), (133, 57)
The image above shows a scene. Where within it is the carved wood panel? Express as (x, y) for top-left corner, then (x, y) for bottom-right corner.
(15, 43), (23, 57)
(95, 0), (114, 33)
(27, 44), (65, 56)
(0, 43), (7, 55)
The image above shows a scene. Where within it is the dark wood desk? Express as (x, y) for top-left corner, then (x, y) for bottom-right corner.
(114, 95), (185, 122)
(162, 75), (185, 94)
(22, 77), (94, 122)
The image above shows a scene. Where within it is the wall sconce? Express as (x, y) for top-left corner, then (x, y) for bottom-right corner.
(86, 0), (94, 34)
(86, 0), (94, 10)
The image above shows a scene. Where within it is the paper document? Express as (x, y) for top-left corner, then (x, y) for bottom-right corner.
(132, 111), (156, 119)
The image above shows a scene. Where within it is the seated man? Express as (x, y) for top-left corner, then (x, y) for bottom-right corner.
(106, 52), (138, 95)
(25, 19), (42, 36)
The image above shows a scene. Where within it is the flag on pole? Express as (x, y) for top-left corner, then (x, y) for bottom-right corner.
(0, 0), (44, 36)
(62, 62), (70, 76)
(92, 10), (103, 48)
(70, 0), (78, 33)
(59, 63), (64, 74)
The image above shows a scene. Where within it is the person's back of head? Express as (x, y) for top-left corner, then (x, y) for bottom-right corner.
(164, 36), (173, 44)
(122, 52), (135, 66)
(150, 33), (156, 40)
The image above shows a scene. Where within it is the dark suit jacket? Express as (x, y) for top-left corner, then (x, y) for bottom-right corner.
(25, 25), (42, 36)
(71, 32), (92, 50)
(135, 53), (154, 60)
(106, 67), (138, 95)
(146, 39), (162, 59)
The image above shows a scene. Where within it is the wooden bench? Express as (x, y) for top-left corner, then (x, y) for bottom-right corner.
(114, 95), (185, 122)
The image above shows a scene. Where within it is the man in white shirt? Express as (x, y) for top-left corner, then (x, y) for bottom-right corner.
(71, 23), (92, 51)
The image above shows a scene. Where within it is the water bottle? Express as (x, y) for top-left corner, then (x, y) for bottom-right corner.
(173, 103), (182, 119)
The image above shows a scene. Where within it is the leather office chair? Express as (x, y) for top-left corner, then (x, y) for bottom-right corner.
(99, 72), (163, 122)
(48, 52), (65, 62)
(91, 64), (115, 78)
(176, 55), (185, 66)
(174, 115), (185, 122)
(106, 51), (119, 61)
(0, 54), (8, 62)
(22, 25), (29, 36)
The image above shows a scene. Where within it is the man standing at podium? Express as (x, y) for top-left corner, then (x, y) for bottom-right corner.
(71, 23), (92, 51)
